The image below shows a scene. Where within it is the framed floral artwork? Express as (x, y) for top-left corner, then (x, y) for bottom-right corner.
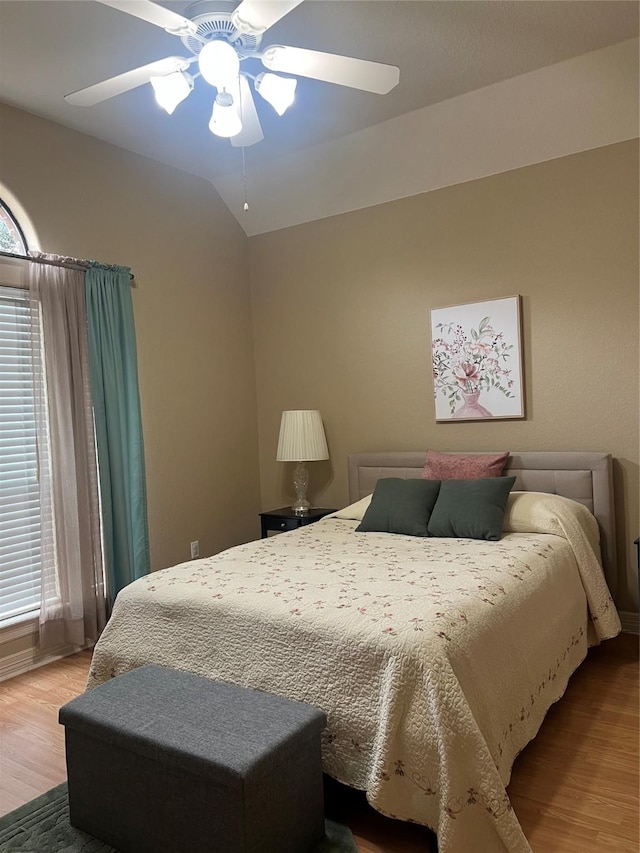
(430, 296), (524, 421)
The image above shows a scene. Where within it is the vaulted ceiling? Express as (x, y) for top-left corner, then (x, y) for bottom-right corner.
(0, 1), (638, 234)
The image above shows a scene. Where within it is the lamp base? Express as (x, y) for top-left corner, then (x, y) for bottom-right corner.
(291, 500), (311, 516)
(292, 461), (311, 515)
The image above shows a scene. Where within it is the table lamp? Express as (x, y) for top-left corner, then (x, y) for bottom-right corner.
(276, 410), (329, 514)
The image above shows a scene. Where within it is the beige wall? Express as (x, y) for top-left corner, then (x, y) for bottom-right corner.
(249, 140), (639, 612)
(0, 104), (260, 663)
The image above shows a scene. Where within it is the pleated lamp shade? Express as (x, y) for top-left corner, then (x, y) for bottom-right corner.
(276, 410), (329, 462)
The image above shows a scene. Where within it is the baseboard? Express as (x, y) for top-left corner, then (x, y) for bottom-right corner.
(619, 610), (639, 635)
(0, 642), (85, 683)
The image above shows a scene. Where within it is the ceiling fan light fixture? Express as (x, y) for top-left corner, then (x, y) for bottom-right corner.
(255, 72), (297, 116)
(209, 91), (243, 138)
(198, 40), (240, 89)
(150, 70), (193, 114)
(65, 0), (402, 147)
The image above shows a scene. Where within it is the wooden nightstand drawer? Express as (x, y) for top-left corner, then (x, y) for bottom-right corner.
(277, 518), (301, 533)
(259, 507), (336, 538)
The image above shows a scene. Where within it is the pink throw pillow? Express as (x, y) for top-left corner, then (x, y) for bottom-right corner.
(422, 450), (509, 480)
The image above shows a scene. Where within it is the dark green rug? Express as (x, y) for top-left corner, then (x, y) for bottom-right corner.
(0, 783), (358, 852)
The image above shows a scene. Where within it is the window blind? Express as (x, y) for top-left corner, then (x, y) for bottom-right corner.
(0, 285), (41, 621)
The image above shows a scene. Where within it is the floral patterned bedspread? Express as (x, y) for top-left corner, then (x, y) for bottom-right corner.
(88, 513), (620, 853)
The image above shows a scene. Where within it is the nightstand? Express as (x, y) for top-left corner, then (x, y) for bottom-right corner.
(260, 506), (336, 538)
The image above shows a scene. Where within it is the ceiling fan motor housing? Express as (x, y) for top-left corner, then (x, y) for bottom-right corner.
(180, 1), (261, 56)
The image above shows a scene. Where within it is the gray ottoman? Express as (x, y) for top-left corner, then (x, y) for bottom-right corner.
(59, 664), (327, 853)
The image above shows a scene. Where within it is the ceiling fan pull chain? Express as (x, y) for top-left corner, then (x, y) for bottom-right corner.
(242, 142), (249, 212)
(237, 77), (249, 211)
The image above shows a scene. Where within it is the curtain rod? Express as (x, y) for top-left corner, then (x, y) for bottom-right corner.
(0, 250), (135, 281)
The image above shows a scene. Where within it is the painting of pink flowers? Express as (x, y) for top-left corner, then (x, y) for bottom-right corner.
(430, 296), (524, 421)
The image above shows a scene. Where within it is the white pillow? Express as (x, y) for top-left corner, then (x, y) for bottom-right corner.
(503, 491), (598, 547)
(327, 495), (372, 522)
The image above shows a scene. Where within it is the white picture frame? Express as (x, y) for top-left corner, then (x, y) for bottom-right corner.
(430, 295), (525, 422)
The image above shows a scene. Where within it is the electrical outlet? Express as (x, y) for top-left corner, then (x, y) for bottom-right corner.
(190, 540), (199, 560)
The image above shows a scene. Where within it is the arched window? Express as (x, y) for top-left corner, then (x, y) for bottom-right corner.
(0, 198), (28, 254)
(0, 196), (39, 625)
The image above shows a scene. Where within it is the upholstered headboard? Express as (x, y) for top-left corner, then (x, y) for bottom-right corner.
(347, 451), (616, 593)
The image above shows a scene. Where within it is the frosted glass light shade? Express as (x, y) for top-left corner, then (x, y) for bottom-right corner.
(255, 72), (297, 116)
(209, 93), (242, 138)
(150, 70), (193, 114)
(199, 41), (240, 88)
(276, 410), (329, 461)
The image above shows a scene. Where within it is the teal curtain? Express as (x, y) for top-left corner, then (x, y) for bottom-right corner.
(86, 263), (149, 602)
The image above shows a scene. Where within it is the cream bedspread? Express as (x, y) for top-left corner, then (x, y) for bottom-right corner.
(88, 494), (620, 853)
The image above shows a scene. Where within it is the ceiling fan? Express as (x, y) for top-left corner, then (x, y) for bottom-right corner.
(65, 0), (400, 147)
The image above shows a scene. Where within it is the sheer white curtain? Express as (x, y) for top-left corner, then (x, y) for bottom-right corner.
(29, 259), (106, 648)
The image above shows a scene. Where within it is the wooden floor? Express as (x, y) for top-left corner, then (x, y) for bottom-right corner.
(0, 634), (637, 852)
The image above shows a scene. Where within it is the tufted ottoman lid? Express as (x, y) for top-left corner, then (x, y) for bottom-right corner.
(59, 664), (326, 790)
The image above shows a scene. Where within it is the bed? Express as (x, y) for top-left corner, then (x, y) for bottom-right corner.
(88, 451), (621, 853)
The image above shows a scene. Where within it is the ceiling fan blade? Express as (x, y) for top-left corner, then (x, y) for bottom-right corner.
(231, 0), (304, 36)
(65, 57), (192, 106)
(261, 45), (399, 94)
(96, 0), (197, 35)
(230, 76), (264, 147)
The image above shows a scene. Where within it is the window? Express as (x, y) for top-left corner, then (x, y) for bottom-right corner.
(0, 201), (41, 623)
(0, 199), (27, 255)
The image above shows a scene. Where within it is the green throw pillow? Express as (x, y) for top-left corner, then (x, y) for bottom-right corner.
(427, 477), (516, 540)
(356, 478), (442, 537)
